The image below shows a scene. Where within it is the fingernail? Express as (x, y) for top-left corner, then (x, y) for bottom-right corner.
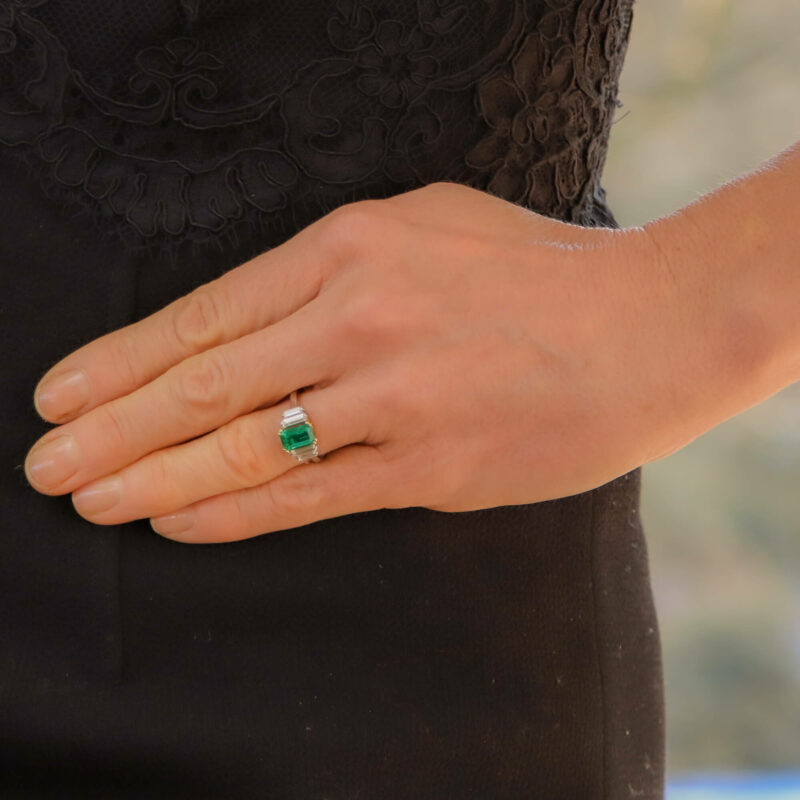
(34, 368), (90, 420)
(151, 510), (195, 537)
(25, 434), (81, 490)
(72, 475), (122, 516)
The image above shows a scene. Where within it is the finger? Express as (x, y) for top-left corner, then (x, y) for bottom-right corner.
(24, 293), (340, 496)
(70, 379), (373, 525)
(147, 442), (392, 544)
(32, 200), (378, 423)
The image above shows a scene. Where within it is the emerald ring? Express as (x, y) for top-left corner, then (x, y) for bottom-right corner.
(279, 390), (322, 464)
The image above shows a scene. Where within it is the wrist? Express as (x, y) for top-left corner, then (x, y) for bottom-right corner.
(638, 154), (800, 443)
(615, 219), (746, 463)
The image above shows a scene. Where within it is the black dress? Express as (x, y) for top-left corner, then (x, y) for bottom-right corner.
(0, 1), (665, 797)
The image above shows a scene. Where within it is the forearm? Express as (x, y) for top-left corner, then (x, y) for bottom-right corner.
(643, 139), (800, 422)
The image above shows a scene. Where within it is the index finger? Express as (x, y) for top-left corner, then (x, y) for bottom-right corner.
(31, 203), (369, 424)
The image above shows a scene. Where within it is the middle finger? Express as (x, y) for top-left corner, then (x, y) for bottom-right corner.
(70, 377), (374, 524)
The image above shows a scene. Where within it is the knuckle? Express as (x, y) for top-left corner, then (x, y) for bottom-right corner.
(337, 285), (398, 341)
(215, 417), (268, 486)
(153, 449), (171, 493)
(147, 448), (177, 508)
(227, 490), (255, 539)
(422, 180), (456, 195)
(366, 368), (403, 422)
(173, 351), (231, 418)
(317, 200), (385, 255)
(113, 329), (145, 388)
(378, 361), (429, 420)
(97, 401), (130, 451)
(390, 437), (463, 509)
(172, 286), (226, 353)
(374, 441), (438, 508)
(267, 467), (327, 522)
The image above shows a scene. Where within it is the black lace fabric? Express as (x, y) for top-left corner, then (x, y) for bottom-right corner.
(0, 0), (631, 263)
(0, 3), (667, 799)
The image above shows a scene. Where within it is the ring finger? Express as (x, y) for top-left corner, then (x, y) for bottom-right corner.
(70, 377), (376, 524)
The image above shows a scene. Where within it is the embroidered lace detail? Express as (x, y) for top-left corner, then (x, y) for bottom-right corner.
(0, 0), (633, 262)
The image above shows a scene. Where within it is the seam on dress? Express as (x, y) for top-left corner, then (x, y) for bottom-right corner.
(102, 257), (122, 685)
(589, 485), (608, 799)
(102, 247), (140, 686)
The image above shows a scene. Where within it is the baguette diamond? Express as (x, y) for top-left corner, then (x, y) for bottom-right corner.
(281, 408), (308, 427)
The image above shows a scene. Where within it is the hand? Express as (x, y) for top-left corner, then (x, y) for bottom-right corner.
(23, 181), (698, 544)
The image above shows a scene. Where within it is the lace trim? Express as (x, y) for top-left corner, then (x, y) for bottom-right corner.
(0, 0), (631, 259)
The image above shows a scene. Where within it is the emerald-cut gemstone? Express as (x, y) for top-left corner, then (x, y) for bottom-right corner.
(280, 422), (315, 452)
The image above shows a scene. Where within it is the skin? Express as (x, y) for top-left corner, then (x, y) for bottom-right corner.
(22, 141), (800, 544)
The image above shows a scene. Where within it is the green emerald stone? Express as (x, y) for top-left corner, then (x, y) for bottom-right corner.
(280, 422), (315, 452)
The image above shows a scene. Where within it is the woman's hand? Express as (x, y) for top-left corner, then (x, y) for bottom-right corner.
(22, 181), (720, 543)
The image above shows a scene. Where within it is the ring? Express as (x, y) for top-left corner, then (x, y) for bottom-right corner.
(279, 389), (322, 464)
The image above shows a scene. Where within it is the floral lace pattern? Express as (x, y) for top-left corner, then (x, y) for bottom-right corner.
(0, 0), (633, 259)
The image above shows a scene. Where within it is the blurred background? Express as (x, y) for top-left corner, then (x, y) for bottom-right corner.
(602, 0), (800, 796)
